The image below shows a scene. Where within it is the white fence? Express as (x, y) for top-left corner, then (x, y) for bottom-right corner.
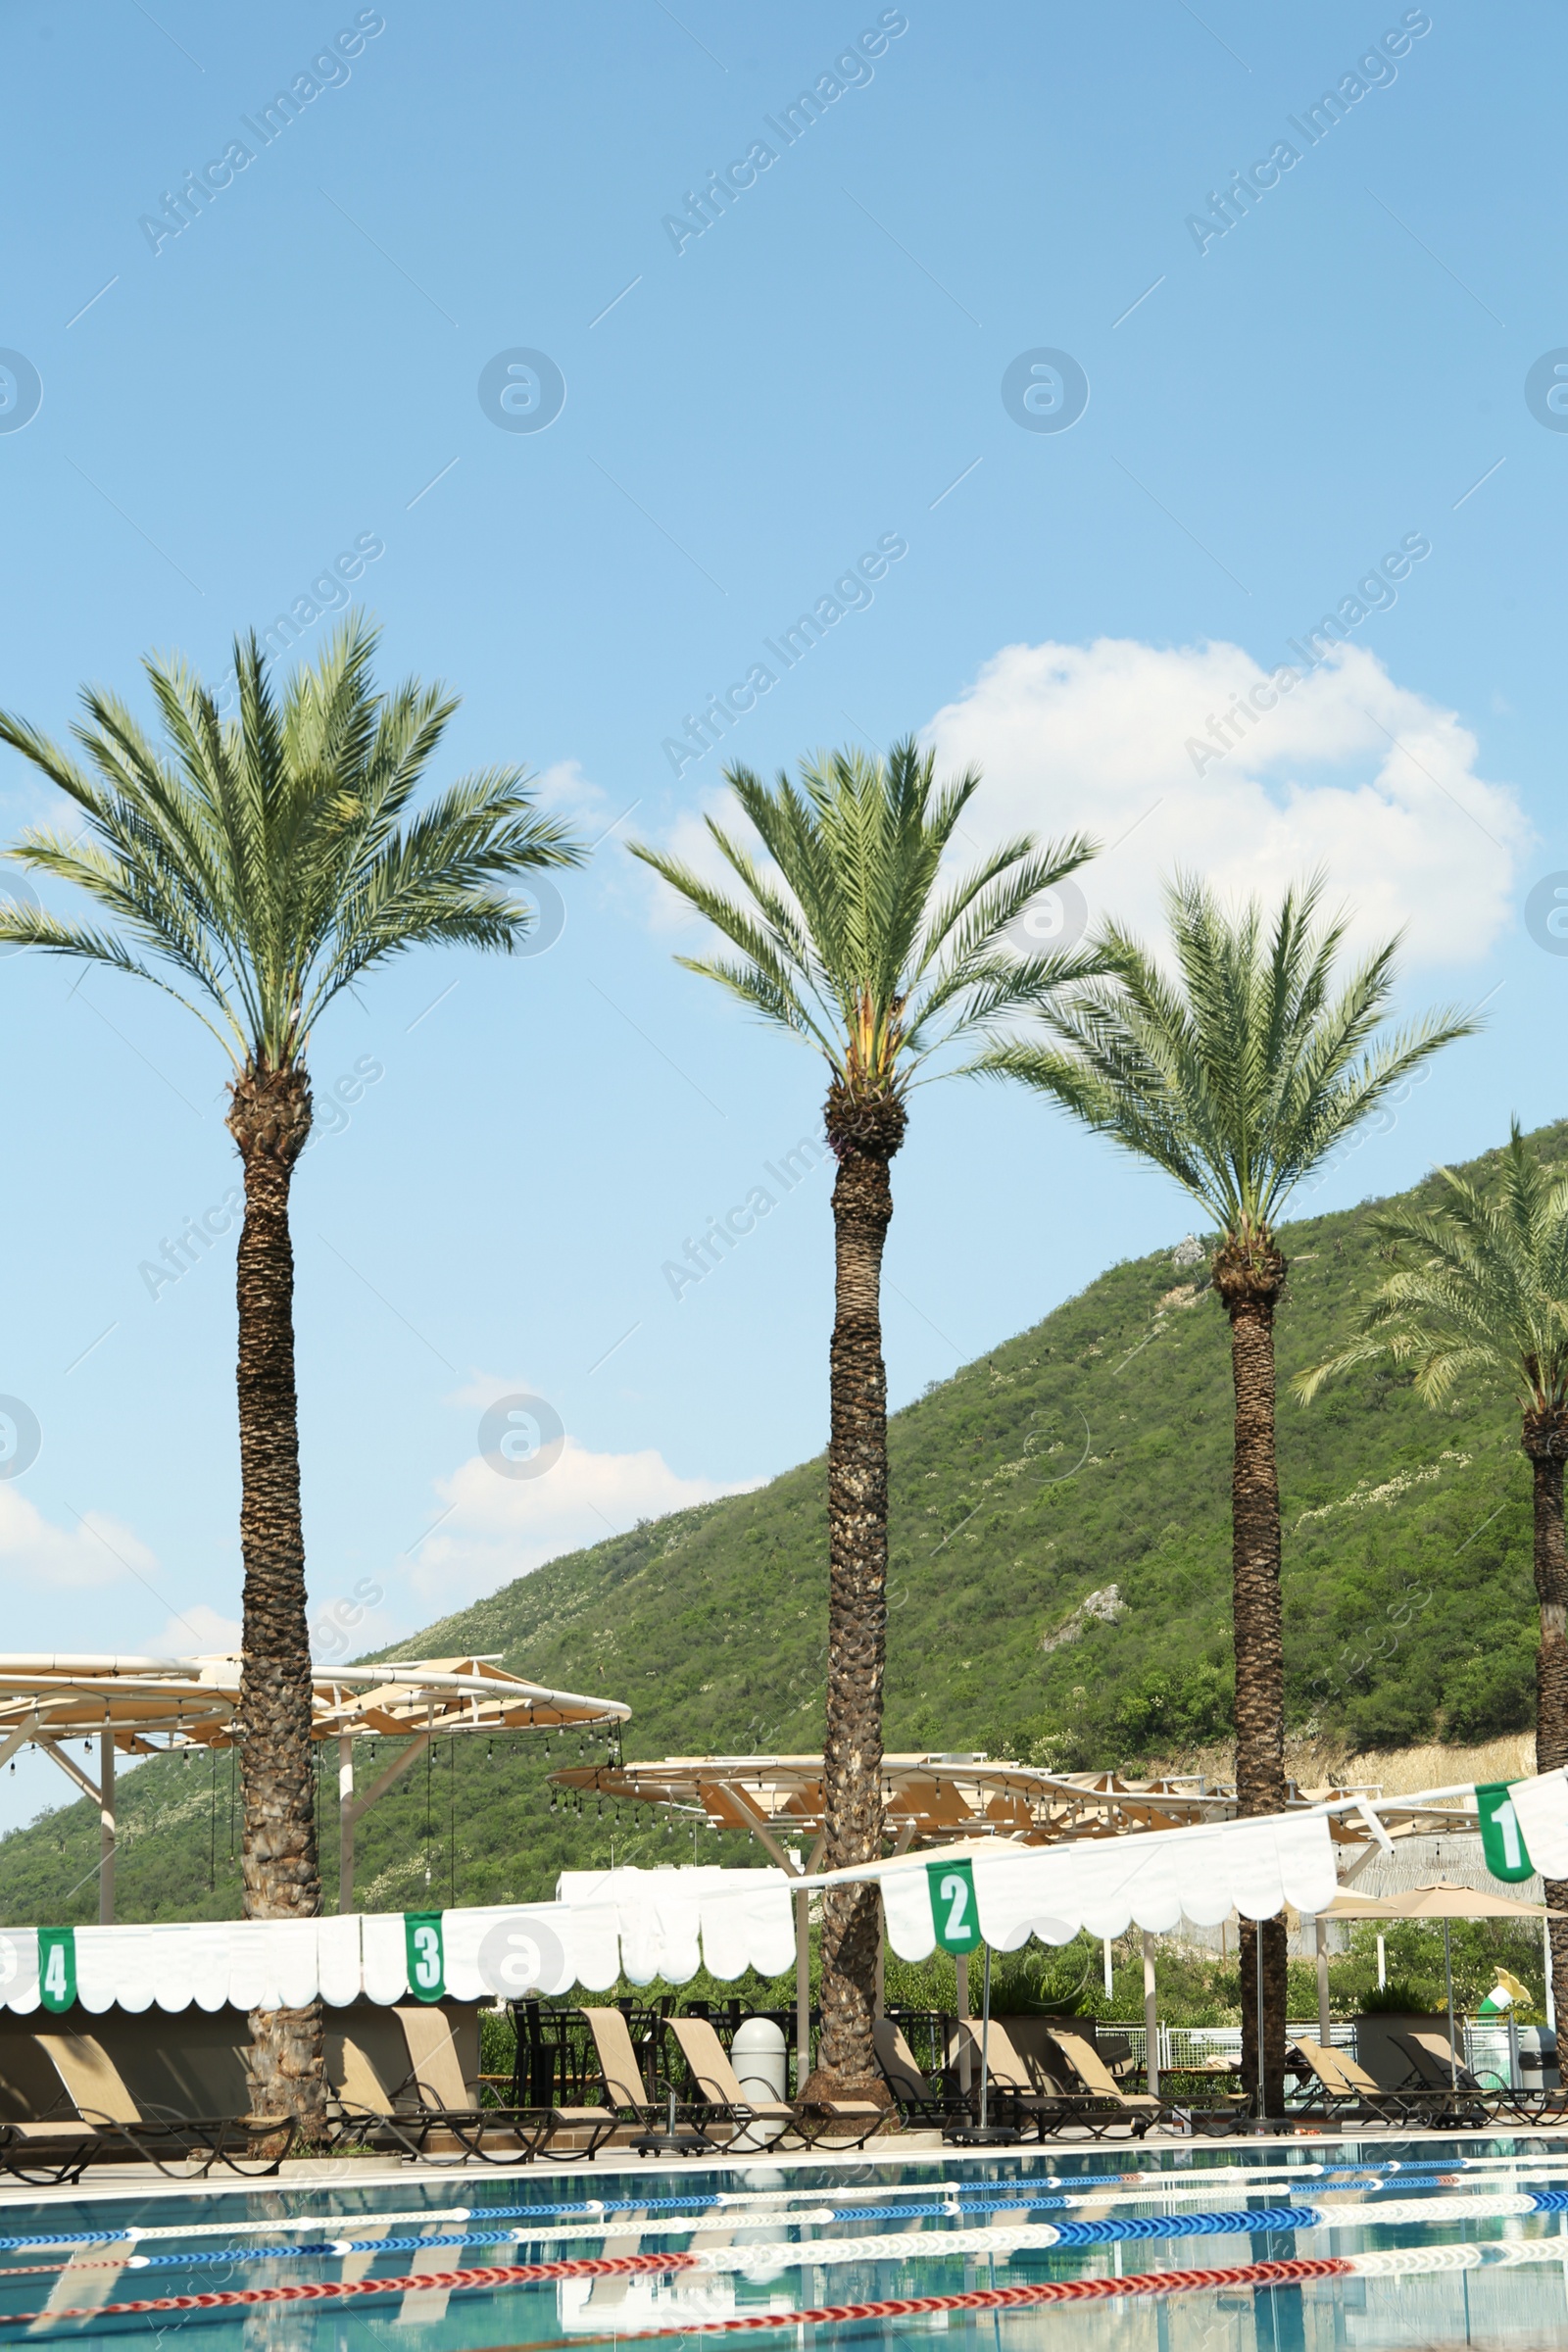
(1106, 2019), (1524, 2088)
(1110, 2022), (1356, 2072)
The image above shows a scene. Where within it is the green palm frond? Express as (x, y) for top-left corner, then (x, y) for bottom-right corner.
(976, 870), (1477, 1250)
(1297, 1122), (1568, 1415)
(0, 614), (585, 1070)
(627, 738), (1098, 1102)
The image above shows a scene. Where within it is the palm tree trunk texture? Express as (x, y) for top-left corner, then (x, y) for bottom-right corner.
(227, 1065), (324, 2135)
(1218, 1244), (1289, 2116)
(1525, 1419), (1568, 2023)
(804, 1102), (901, 2102)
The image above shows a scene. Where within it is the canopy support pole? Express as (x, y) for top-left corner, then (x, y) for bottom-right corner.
(956, 1952), (971, 2093)
(98, 1731), (115, 1926)
(794, 1879), (809, 2093)
(1142, 1931), (1158, 2101)
(338, 1736), (355, 1914)
(1315, 1915), (1331, 2047)
(1444, 1919), (1457, 2089)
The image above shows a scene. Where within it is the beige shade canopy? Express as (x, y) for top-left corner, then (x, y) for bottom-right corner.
(550, 1750), (1478, 1867)
(0, 1651), (631, 1927)
(1331, 1878), (1561, 1922)
(0, 1652), (629, 1757)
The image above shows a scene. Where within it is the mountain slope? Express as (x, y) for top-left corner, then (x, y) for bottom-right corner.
(1, 1119), (1557, 1924)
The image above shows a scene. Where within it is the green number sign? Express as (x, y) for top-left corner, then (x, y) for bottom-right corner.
(37, 1927), (75, 2014)
(926, 1858), (983, 1953)
(1477, 1782), (1536, 1884)
(404, 1911), (446, 2001)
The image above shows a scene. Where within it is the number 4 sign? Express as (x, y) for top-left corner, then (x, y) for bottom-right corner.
(926, 1858), (983, 1953)
(404, 1912), (446, 2001)
(1477, 1782), (1536, 1884)
(37, 1927), (75, 2014)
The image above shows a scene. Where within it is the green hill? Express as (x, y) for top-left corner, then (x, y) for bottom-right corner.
(2, 1119), (1559, 1926)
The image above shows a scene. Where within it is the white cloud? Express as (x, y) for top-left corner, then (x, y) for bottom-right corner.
(0, 1490), (160, 1592)
(141, 1602), (242, 1659)
(922, 637), (1530, 969)
(535, 759), (610, 825)
(413, 1410), (759, 1614)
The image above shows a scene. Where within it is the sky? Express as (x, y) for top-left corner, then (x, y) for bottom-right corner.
(0, 1), (1565, 1831)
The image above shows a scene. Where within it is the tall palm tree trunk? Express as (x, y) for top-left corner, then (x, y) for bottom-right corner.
(805, 1086), (904, 2101)
(1525, 1415), (1568, 2022)
(1217, 1242), (1289, 2116)
(227, 1065), (325, 2134)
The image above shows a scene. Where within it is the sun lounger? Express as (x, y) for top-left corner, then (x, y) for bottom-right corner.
(1391, 2031), (1524, 2124)
(13, 2033), (282, 2179)
(581, 2004), (715, 2155)
(327, 2019), (545, 2166)
(1286, 2039), (1424, 2128)
(393, 2006), (569, 2163)
(874, 2020), (966, 2131)
(1042, 2027), (1164, 2136)
(948, 2018), (1153, 2141)
(665, 2014), (885, 2149)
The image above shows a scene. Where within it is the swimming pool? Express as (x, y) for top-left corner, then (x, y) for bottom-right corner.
(3, 2135), (1568, 2346)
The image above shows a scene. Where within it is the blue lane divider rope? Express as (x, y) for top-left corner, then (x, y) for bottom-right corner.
(0, 2154), (1530, 2253)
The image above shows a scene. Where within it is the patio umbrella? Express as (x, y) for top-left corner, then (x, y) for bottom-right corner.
(1330, 1881), (1559, 2087)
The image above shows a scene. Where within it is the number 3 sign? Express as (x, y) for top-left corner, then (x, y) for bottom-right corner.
(404, 1912), (446, 2001)
(926, 1859), (983, 1953)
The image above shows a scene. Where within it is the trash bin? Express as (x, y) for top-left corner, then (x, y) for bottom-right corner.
(1517, 2026), (1559, 2092)
(730, 2016), (788, 2149)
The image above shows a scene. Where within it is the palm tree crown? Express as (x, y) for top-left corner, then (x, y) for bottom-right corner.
(0, 616), (580, 1054)
(979, 868), (1475, 2121)
(628, 738), (1098, 1131)
(1296, 1121), (1568, 1417)
(978, 870), (1472, 1254)
(1297, 1120), (1568, 2025)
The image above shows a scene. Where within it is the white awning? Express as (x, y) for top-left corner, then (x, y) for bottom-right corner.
(0, 1868), (796, 2013)
(806, 1811), (1341, 1958)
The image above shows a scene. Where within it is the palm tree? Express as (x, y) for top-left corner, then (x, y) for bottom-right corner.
(0, 618), (582, 2131)
(629, 740), (1096, 2094)
(977, 874), (1473, 2113)
(1298, 1120), (1568, 2019)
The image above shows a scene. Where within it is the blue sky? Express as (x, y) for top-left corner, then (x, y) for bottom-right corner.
(0, 1), (1563, 1826)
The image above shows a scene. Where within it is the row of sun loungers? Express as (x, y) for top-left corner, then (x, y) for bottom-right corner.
(1, 2007), (1562, 2180)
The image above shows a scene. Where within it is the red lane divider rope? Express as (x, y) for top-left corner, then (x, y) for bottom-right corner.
(0, 2248), (699, 2329)
(475, 2256), (1361, 2351)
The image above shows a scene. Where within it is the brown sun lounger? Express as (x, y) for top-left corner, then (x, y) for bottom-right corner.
(1287, 2039), (1423, 2128)
(328, 2018), (550, 2166)
(874, 2020), (966, 2131)
(581, 2004), (716, 2154)
(1391, 2030), (1526, 2123)
(18, 2033), (282, 2180)
(1043, 2027), (1163, 2136)
(665, 2014), (884, 2149)
(393, 2006), (571, 2163)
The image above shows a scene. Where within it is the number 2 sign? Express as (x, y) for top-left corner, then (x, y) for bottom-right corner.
(926, 1858), (983, 1953)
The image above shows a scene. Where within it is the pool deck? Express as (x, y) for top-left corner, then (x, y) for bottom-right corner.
(3, 2118), (1567, 2213)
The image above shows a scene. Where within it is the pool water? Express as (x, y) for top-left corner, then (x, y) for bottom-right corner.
(3, 2135), (1568, 2347)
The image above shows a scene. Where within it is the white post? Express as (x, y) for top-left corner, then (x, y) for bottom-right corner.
(1547, 1916), (1557, 2033)
(338, 1736), (355, 1914)
(1315, 1916), (1331, 2047)
(98, 1731), (116, 1927)
(1102, 1936), (1113, 1997)
(956, 1951), (971, 2094)
(1377, 1935), (1387, 1991)
(795, 1883), (810, 2091)
(1142, 1932), (1158, 2100)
